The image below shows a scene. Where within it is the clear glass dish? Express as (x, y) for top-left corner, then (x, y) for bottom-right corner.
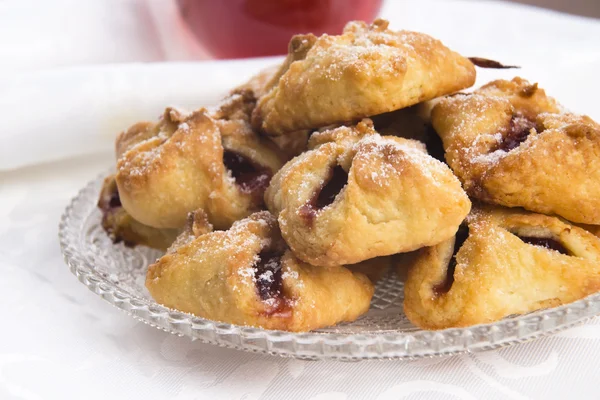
(59, 172), (600, 360)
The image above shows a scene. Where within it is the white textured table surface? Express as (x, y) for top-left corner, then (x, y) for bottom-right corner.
(2, 1), (600, 399)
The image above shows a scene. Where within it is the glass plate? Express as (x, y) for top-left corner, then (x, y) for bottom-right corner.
(59, 172), (600, 360)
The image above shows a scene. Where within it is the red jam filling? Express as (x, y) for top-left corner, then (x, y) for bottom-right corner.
(299, 165), (348, 225)
(497, 114), (537, 152)
(254, 250), (284, 301)
(223, 150), (272, 195)
(433, 224), (469, 296)
(518, 236), (570, 255)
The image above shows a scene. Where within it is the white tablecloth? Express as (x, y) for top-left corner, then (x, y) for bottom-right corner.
(2, 1), (600, 399)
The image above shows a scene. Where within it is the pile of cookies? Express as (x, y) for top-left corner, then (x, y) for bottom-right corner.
(99, 19), (600, 332)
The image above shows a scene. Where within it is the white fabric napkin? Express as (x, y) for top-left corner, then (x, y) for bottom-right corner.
(0, 58), (280, 171)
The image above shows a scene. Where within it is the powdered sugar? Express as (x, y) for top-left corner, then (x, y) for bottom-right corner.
(302, 20), (440, 83)
(262, 297), (280, 308)
(282, 270), (303, 288)
(356, 133), (447, 186)
(120, 144), (161, 177)
(282, 270), (299, 280)
(258, 269), (274, 283)
(178, 122), (190, 132)
(470, 149), (505, 165)
(237, 266), (255, 279)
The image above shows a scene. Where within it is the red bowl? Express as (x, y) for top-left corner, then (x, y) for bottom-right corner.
(177, 0), (383, 59)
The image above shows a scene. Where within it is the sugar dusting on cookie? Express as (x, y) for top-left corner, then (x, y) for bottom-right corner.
(308, 20), (454, 82)
(357, 134), (449, 187)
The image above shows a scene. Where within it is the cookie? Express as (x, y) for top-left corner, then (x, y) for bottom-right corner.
(432, 77), (600, 224)
(253, 19), (475, 135)
(146, 211), (374, 332)
(116, 92), (284, 229)
(403, 206), (600, 329)
(97, 175), (179, 250)
(265, 119), (471, 266)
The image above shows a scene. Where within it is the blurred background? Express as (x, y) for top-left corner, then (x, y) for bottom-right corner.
(0, 0), (597, 74)
(507, 0), (599, 17)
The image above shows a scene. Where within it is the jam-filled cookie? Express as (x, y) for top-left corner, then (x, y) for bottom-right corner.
(146, 211), (374, 332)
(97, 175), (179, 250)
(252, 19), (475, 135)
(403, 207), (600, 329)
(116, 92), (284, 229)
(431, 77), (600, 224)
(265, 119), (471, 267)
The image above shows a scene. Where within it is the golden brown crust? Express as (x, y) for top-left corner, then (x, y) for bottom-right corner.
(266, 130), (310, 161)
(115, 94), (285, 229)
(97, 175), (179, 250)
(265, 119), (471, 267)
(306, 117), (378, 150)
(165, 209), (214, 253)
(232, 66), (311, 160)
(432, 77), (600, 224)
(146, 211), (374, 332)
(404, 206), (600, 329)
(253, 19), (475, 135)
